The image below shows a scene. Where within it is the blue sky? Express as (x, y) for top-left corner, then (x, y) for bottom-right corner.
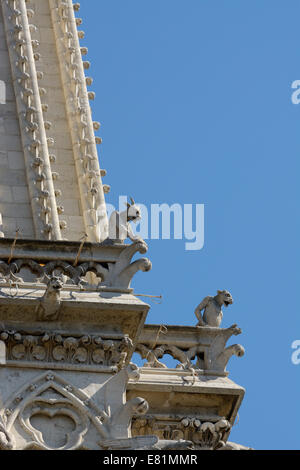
(80, 0), (300, 450)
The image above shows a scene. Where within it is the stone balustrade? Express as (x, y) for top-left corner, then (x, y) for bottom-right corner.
(0, 238), (152, 291)
(135, 323), (245, 375)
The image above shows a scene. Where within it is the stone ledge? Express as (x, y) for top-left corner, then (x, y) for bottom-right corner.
(0, 238), (152, 291)
(0, 237), (126, 263)
(127, 371), (245, 444)
(0, 289), (149, 352)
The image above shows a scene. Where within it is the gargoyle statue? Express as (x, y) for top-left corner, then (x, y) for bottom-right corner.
(109, 397), (149, 440)
(36, 275), (63, 321)
(108, 197), (143, 243)
(195, 290), (234, 327)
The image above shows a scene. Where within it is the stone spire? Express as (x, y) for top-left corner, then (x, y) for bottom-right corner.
(0, 0), (108, 242)
(0, 0), (249, 452)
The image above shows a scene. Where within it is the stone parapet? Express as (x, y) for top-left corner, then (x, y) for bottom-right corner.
(0, 237), (152, 291)
(135, 323), (245, 376)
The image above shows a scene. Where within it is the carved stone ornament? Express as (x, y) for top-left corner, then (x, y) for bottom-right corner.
(2, 370), (109, 450)
(0, 330), (133, 372)
(0, 240), (151, 290)
(0, 418), (14, 450)
(132, 415), (232, 450)
(99, 436), (194, 451)
(36, 275), (63, 321)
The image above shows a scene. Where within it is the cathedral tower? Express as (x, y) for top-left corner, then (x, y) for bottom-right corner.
(0, 0), (248, 451)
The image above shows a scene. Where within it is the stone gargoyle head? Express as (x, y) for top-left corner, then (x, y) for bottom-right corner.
(126, 197), (142, 224)
(46, 275), (64, 292)
(216, 290), (233, 307)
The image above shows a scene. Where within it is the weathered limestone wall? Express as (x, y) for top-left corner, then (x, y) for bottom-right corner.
(0, 6), (35, 239)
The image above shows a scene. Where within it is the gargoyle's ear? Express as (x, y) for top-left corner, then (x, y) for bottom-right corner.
(125, 202), (131, 209)
(217, 290), (223, 294)
(130, 197), (135, 205)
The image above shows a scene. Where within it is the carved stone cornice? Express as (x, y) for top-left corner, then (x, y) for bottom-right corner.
(0, 364), (149, 450)
(0, 329), (133, 373)
(127, 369), (245, 443)
(131, 414), (232, 450)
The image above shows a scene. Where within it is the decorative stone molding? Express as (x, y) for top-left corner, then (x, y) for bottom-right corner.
(49, 0), (108, 242)
(2, 370), (109, 450)
(131, 415), (232, 450)
(0, 329), (133, 372)
(2, 0), (62, 240)
(99, 434), (251, 451)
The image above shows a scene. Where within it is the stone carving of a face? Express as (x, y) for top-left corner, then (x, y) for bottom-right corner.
(127, 199), (141, 224)
(132, 397), (149, 415)
(217, 290), (233, 307)
(48, 276), (64, 292)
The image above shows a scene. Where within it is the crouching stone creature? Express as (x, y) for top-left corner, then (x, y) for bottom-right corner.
(108, 197), (143, 243)
(195, 290), (234, 327)
(36, 276), (63, 321)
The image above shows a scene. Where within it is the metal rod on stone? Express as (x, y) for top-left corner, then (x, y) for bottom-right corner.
(8, 229), (20, 264)
(152, 324), (168, 350)
(73, 233), (88, 267)
(135, 294), (163, 301)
